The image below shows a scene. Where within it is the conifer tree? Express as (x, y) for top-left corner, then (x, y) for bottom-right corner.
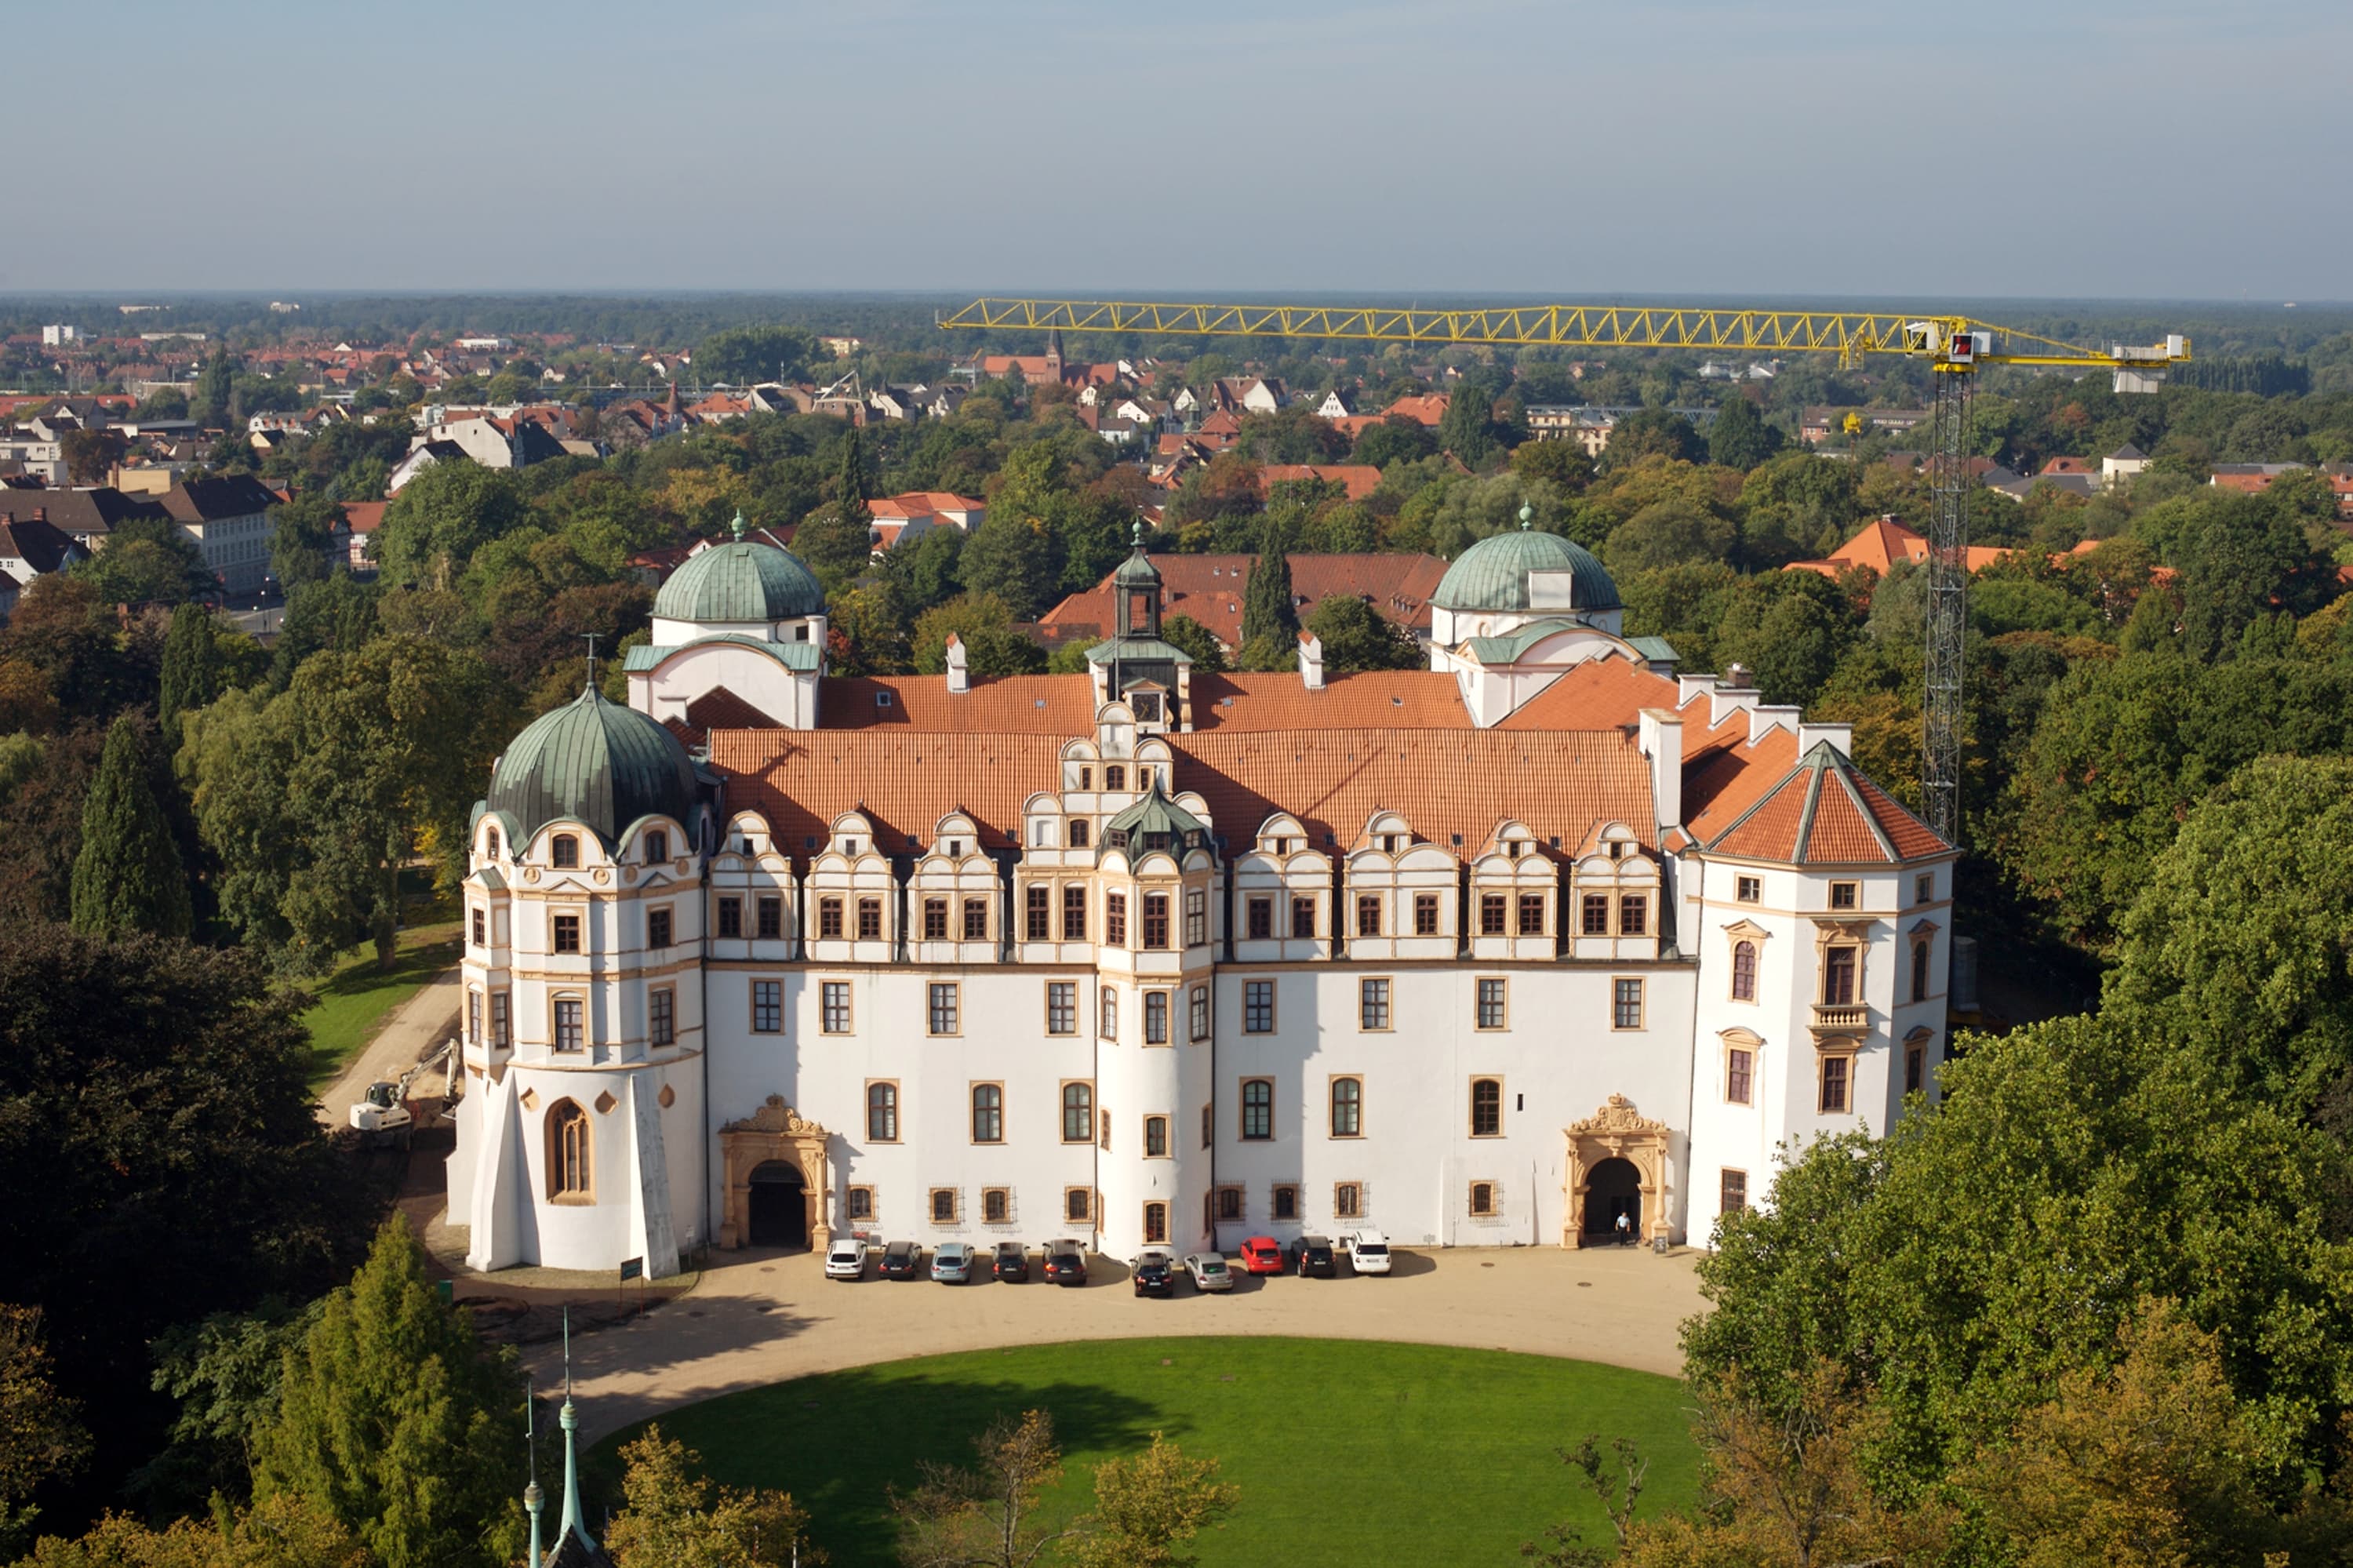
(68, 715), (191, 940)
(158, 602), (223, 745)
(250, 1217), (526, 1568)
(1240, 525), (1299, 650)
(839, 425), (871, 519)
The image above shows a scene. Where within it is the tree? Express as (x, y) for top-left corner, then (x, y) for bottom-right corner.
(157, 604), (235, 746)
(13, 1493), (367, 1568)
(59, 428), (124, 487)
(955, 514), (1064, 621)
(250, 1217), (525, 1568)
(1602, 499), (1739, 576)
(0, 1307), (89, 1555)
(135, 1300), (321, 1515)
(1239, 529), (1297, 649)
(1511, 438), (1593, 492)
(791, 503), (878, 594)
(1066, 1432), (1238, 1568)
(695, 325), (816, 387)
(70, 716), (190, 940)
(68, 517), (213, 606)
(1522, 1436), (1646, 1568)
(191, 351), (235, 431)
(838, 424), (872, 518)
(369, 463), (529, 590)
(1304, 595), (1418, 673)
(2166, 490), (2330, 660)
(1438, 387), (1503, 466)
(1706, 392), (1783, 471)
(911, 594), (1045, 678)
(1351, 417), (1437, 469)
(1159, 613), (1227, 673)
(1602, 409), (1705, 469)
(890, 1409), (1068, 1568)
(606, 1425), (824, 1568)
(266, 496), (343, 591)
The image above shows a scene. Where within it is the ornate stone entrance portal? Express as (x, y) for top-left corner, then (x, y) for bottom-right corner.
(718, 1097), (832, 1250)
(1563, 1094), (1672, 1248)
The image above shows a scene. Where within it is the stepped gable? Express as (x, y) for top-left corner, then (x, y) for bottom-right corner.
(1187, 671), (1469, 730)
(818, 674), (1094, 732)
(1171, 728), (1656, 857)
(1703, 740), (1947, 864)
(707, 729), (1064, 851)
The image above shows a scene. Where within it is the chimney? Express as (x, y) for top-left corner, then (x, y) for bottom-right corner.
(1797, 721), (1853, 758)
(944, 633), (969, 694)
(1298, 631), (1325, 691)
(1638, 708), (1682, 833)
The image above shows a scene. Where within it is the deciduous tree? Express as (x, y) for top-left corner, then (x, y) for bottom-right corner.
(605, 1425), (824, 1568)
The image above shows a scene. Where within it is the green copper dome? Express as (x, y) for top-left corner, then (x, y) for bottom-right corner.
(653, 526), (826, 624)
(1434, 524), (1620, 614)
(485, 687), (703, 846)
(1100, 780), (1210, 862)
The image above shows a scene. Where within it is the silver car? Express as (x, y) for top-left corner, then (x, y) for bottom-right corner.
(1181, 1252), (1234, 1292)
(930, 1241), (975, 1283)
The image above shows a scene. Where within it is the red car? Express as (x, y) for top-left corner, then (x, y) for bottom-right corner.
(1238, 1235), (1284, 1275)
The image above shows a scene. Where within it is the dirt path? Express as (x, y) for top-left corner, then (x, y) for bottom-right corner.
(542, 1242), (1705, 1446)
(316, 967), (461, 1127)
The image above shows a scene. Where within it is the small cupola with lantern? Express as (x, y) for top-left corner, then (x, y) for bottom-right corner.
(1086, 522), (1193, 733)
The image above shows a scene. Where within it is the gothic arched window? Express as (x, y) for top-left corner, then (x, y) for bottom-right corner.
(547, 1101), (591, 1201)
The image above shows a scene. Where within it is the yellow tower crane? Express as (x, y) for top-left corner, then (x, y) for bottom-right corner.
(941, 297), (2192, 846)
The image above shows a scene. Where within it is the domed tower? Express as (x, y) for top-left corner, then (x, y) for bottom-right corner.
(1427, 509), (1649, 726)
(630, 514), (831, 729)
(1090, 779), (1219, 1259)
(1085, 525), (1192, 733)
(450, 686), (719, 1279)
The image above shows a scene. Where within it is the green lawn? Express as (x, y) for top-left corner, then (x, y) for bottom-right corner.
(595, 1337), (1697, 1567)
(297, 920), (460, 1090)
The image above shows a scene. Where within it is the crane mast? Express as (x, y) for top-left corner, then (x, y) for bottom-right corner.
(943, 298), (2190, 847)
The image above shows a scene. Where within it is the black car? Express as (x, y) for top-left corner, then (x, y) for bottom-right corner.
(993, 1242), (1031, 1282)
(1133, 1256), (1176, 1297)
(880, 1240), (922, 1280)
(1043, 1239), (1088, 1286)
(1292, 1235), (1337, 1278)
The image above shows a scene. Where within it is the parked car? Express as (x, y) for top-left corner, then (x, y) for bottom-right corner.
(992, 1242), (1031, 1282)
(1133, 1248), (1177, 1297)
(824, 1237), (867, 1280)
(1238, 1235), (1284, 1275)
(1346, 1228), (1392, 1275)
(931, 1241), (975, 1283)
(1043, 1238), (1088, 1286)
(880, 1240), (922, 1280)
(1292, 1235), (1338, 1278)
(1182, 1253), (1233, 1293)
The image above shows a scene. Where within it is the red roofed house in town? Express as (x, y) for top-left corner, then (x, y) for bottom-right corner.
(1256, 464), (1384, 503)
(1785, 515), (2015, 579)
(866, 493), (986, 548)
(1380, 394), (1450, 427)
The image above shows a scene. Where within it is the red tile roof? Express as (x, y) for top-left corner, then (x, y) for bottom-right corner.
(1784, 515), (2015, 578)
(336, 500), (387, 534)
(1257, 464), (1384, 502)
(1381, 395), (1449, 427)
(816, 675), (1096, 733)
(1188, 671), (1470, 730)
(1038, 552), (1446, 649)
(1702, 742), (1946, 864)
(712, 731), (1064, 849)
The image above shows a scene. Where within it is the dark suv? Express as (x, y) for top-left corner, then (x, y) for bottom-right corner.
(1043, 1239), (1088, 1286)
(993, 1242), (1031, 1282)
(1292, 1235), (1337, 1278)
(879, 1240), (922, 1280)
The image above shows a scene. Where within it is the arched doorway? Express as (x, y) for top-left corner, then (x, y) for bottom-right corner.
(718, 1097), (834, 1251)
(747, 1161), (807, 1248)
(1583, 1158), (1641, 1243)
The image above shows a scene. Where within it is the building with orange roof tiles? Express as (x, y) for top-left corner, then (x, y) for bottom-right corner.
(451, 515), (1958, 1284)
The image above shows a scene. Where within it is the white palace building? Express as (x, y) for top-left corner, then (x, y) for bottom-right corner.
(449, 517), (1956, 1279)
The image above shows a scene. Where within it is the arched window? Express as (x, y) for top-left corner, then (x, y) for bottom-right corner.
(1241, 1079), (1273, 1140)
(1731, 940), (1758, 1002)
(1330, 1076), (1362, 1137)
(1062, 1082), (1093, 1143)
(867, 1082), (899, 1142)
(551, 834), (580, 868)
(971, 1084), (1002, 1144)
(1910, 940), (1930, 1003)
(486, 826), (500, 858)
(546, 1101), (591, 1201)
(1470, 1078), (1502, 1137)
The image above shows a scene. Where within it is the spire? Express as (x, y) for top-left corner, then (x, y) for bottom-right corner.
(581, 633), (601, 694)
(664, 377), (682, 420)
(1518, 501), (1533, 530)
(729, 508), (747, 542)
(556, 1310), (595, 1553)
(524, 1376), (544, 1568)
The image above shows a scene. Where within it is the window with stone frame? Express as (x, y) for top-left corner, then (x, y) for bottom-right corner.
(1217, 1184), (1243, 1221)
(751, 980), (782, 1034)
(1063, 884), (1086, 940)
(847, 1186), (874, 1221)
(756, 895), (782, 939)
(1356, 894), (1381, 937)
(822, 981), (851, 1033)
(1581, 893), (1609, 935)
(468, 988), (482, 1045)
(554, 997), (584, 1052)
(1065, 1187), (1093, 1222)
(1243, 980), (1274, 1033)
(1246, 897), (1273, 940)
(1413, 893), (1441, 935)
(1736, 875), (1762, 904)
(1144, 1115), (1169, 1157)
(644, 828), (667, 863)
(551, 835), (579, 868)
(971, 1084), (1003, 1143)
(1026, 885), (1049, 940)
(983, 1188), (1009, 1224)
(928, 982), (959, 1035)
(1476, 977), (1507, 1030)
(1142, 892), (1169, 948)
(816, 897), (841, 939)
(1481, 893), (1507, 935)
(1726, 1045), (1754, 1105)
(1518, 893), (1544, 935)
(923, 898), (949, 940)
(1069, 818), (1089, 849)
(929, 1188), (957, 1224)
(1470, 1077), (1502, 1137)
(1273, 1184), (1298, 1221)
(1099, 986), (1118, 1039)
(1333, 1182), (1362, 1221)
(1830, 881), (1859, 910)
(1359, 977), (1391, 1030)
(867, 1082), (900, 1141)
(1185, 888), (1208, 945)
(489, 991), (509, 1048)
(1106, 893), (1127, 947)
(1618, 894), (1647, 936)
(1290, 896), (1317, 939)
(1189, 986), (1209, 1041)
(648, 907), (671, 949)
(547, 1101), (591, 1199)
(471, 908), (486, 946)
(1720, 1169), (1747, 1213)
(1143, 1201), (1168, 1243)
(856, 897), (882, 940)
(1823, 946), (1858, 1006)
(1906, 1038), (1929, 1095)
(1330, 1076), (1362, 1137)
(1144, 991), (1169, 1044)
(1046, 982), (1076, 1035)
(1613, 977), (1645, 1030)
(1732, 939), (1758, 1001)
(718, 894), (744, 937)
(1911, 940), (1930, 1002)
(1469, 1180), (1497, 1217)
(1819, 1053), (1851, 1114)
(553, 913), (581, 954)
(1062, 1082), (1093, 1143)
(650, 986), (675, 1048)
(1241, 1079), (1273, 1140)
(964, 899), (988, 941)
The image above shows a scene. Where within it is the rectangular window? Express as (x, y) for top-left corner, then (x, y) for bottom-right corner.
(856, 897), (882, 940)
(983, 1188), (1009, 1223)
(1475, 977), (1507, 1030)
(1106, 893), (1127, 947)
(1046, 982), (1076, 1035)
(554, 998), (583, 1052)
(1217, 1184), (1242, 1221)
(1099, 986), (1118, 1040)
(822, 981), (852, 1034)
(928, 982), (959, 1036)
(1184, 888), (1207, 946)
(1026, 885), (1049, 940)
(1069, 819), (1089, 849)
(751, 979), (782, 1033)
(645, 829), (667, 863)
(1189, 985), (1209, 1042)
(468, 988), (482, 1044)
(1334, 1182), (1362, 1221)
(1144, 991), (1169, 1044)
(1906, 1042), (1926, 1095)
(471, 908), (486, 946)
(1413, 893), (1440, 936)
(1359, 977), (1391, 1031)
(1203, 1104), (1216, 1150)
(923, 898), (948, 940)
(929, 1188), (957, 1224)
(1142, 892), (1169, 949)
(1618, 894), (1647, 937)
(552, 913), (581, 954)
(718, 896), (743, 938)
(490, 991), (509, 1048)
(1065, 1187), (1093, 1223)
(1823, 947), (1857, 1006)
(1480, 893), (1507, 935)
(847, 1186), (874, 1221)
(1100, 1108), (1111, 1151)
(816, 897), (841, 939)
(1613, 977), (1644, 1030)
(1581, 894), (1609, 936)
(648, 907), (671, 949)
(1517, 893), (1544, 936)
(1355, 894), (1381, 937)
(1062, 1083), (1093, 1144)
(650, 987), (675, 1047)
(963, 899), (988, 941)
(1290, 896), (1316, 940)
(1241, 1079), (1273, 1141)
(1273, 1184), (1298, 1221)
(1469, 1181), (1496, 1217)
(1726, 1046), (1753, 1105)
(756, 895), (782, 940)
(1915, 872), (1934, 906)
(1246, 896), (1272, 940)
(1830, 881), (1859, 911)
(1820, 1054), (1851, 1114)
(1736, 875), (1762, 904)
(1063, 885), (1086, 941)
(1144, 1115), (1169, 1157)
(1243, 980), (1274, 1034)
(1720, 1170), (1747, 1214)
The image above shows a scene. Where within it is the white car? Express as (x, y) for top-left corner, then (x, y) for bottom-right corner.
(824, 1237), (867, 1280)
(1181, 1253), (1234, 1292)
(1347, 1229), (1393, 1275)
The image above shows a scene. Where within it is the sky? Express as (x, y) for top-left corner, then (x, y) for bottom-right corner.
(11, 0), (2348, 300)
